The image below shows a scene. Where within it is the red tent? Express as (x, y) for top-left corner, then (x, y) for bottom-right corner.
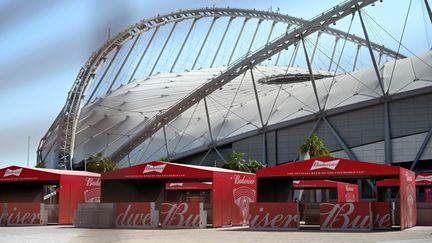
(250, 157), (416, 231)
(376, 173), (432, 202)
(78, 161), (256, 228)
(0, 165), (100, 225)
(415, 173), (432, 225)
(376, 173), (432, 188)
(258, 157), (403, 178)
(377, 173), (432, 226)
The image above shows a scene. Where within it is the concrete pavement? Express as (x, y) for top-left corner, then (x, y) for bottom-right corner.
(0, 225), (431, 243)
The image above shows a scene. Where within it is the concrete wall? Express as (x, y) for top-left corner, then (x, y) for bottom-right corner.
(210, 93), (432, 167)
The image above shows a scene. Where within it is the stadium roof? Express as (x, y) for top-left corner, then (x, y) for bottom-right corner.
(73, 50), (432, 166)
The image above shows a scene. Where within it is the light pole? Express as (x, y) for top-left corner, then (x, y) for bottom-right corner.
(27, 136), (30, 167)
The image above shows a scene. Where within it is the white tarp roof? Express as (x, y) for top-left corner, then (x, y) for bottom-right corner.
(74, 51), (432, 166)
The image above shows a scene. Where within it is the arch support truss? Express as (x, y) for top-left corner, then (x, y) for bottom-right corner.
(38, 1), (403, 167)
(110, 0), (380, 162)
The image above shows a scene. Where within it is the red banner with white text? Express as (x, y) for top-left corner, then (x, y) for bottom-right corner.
(83, 177), (101, 203)
(0, 203), (47, 225)
(371, 202), (392, 229)
(337, 183), (359, 202)
(115, 202), (158, 228)
(399, 169), (417, 229)
(249, 202), (299, 230)
(415, 173), (432, 187)
(320, 202), (372, 231)
(160, 202), (206, 228)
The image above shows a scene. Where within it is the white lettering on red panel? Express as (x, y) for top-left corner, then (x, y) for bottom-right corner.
(371, 202), (392, 229)
(320, 203), (371, 229)
(85, 177), (101, 187)
(250, 207), (298, 228)
(161, 203), (200, 227)
(169, 183), (183, 187)
(143, 164), (166, 174)
(416, 175), (432, 182)
(83, 188), (100, 203)
(3, 168), (23, 177)
(310, 160), (340, 171)
(0, 206), (41, 225)
(115, 204), (152, 227)
(233, 175), (255, 185)
(373, 213), (391, 228)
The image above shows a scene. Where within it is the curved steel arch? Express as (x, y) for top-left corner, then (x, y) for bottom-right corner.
(39, 1), (392, 168)
(110, 0), (380, 162)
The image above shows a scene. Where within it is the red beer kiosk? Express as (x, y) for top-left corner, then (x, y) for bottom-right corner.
(416, 173), (432, 225)
(250, 157), (416, 231)
(377, 172), (432, 225)
(293, 180), (359, 225)
(84, 161), (256, 228)
(0, 165), (100, 225)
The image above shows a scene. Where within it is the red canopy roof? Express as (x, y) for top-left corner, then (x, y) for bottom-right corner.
(102, 161), (252, 180)
(257, 157), (402, 179)
(0, 165), (99, 182)
(293, 180), (354, 188)
(377, 173), (432, 187)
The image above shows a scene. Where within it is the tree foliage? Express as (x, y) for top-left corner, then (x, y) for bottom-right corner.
(35, 161), (45, 168)
(298, 133), (331, 159)
(85, 152), (116, 173)
(223, 151), (265, 173)
(159, 156), (171, 162)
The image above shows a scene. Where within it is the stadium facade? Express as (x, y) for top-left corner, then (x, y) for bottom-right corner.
(38, 0), (432, 172)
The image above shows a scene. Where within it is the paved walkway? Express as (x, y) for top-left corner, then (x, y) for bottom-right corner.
(0, 226), (431, 243)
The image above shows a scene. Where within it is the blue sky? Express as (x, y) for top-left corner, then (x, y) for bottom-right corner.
(0, 0), (430, 168)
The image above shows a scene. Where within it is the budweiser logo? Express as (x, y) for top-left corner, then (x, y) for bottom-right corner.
(85, 177), (101, 187)
(3, 168), (23, 177)
(169, 183), (184, 187)
(0, 205), (42, 225)
(250, 209), (298, 228)
(310, 160), (340, 171)
(345, 186), (354, 192)
(233, 186), (256, 224)
(160, 203), (201, 227)
(373, 213), (391, 228)
(115, 204), (153, 227)
(84, 188), (100, 203)
(233, 175), (255, 185)
(143, 164), (166, 174)
(371, 202), (392, 229)
(320, 203), (372, 229)
(249, 204), (299, 229)
(406, 173), (413, 182)
(416, 175), (432, 182)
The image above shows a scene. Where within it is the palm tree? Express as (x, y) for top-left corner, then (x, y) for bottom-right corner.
(159, 156), (171, 162)
(223, 151), (264, 173)
(35, 161), (45, 168)
(298, 133), (331, 159)
(85, 152), (116, 173)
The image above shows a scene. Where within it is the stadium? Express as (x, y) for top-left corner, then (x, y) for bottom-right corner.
(38, 0), (432, 175)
